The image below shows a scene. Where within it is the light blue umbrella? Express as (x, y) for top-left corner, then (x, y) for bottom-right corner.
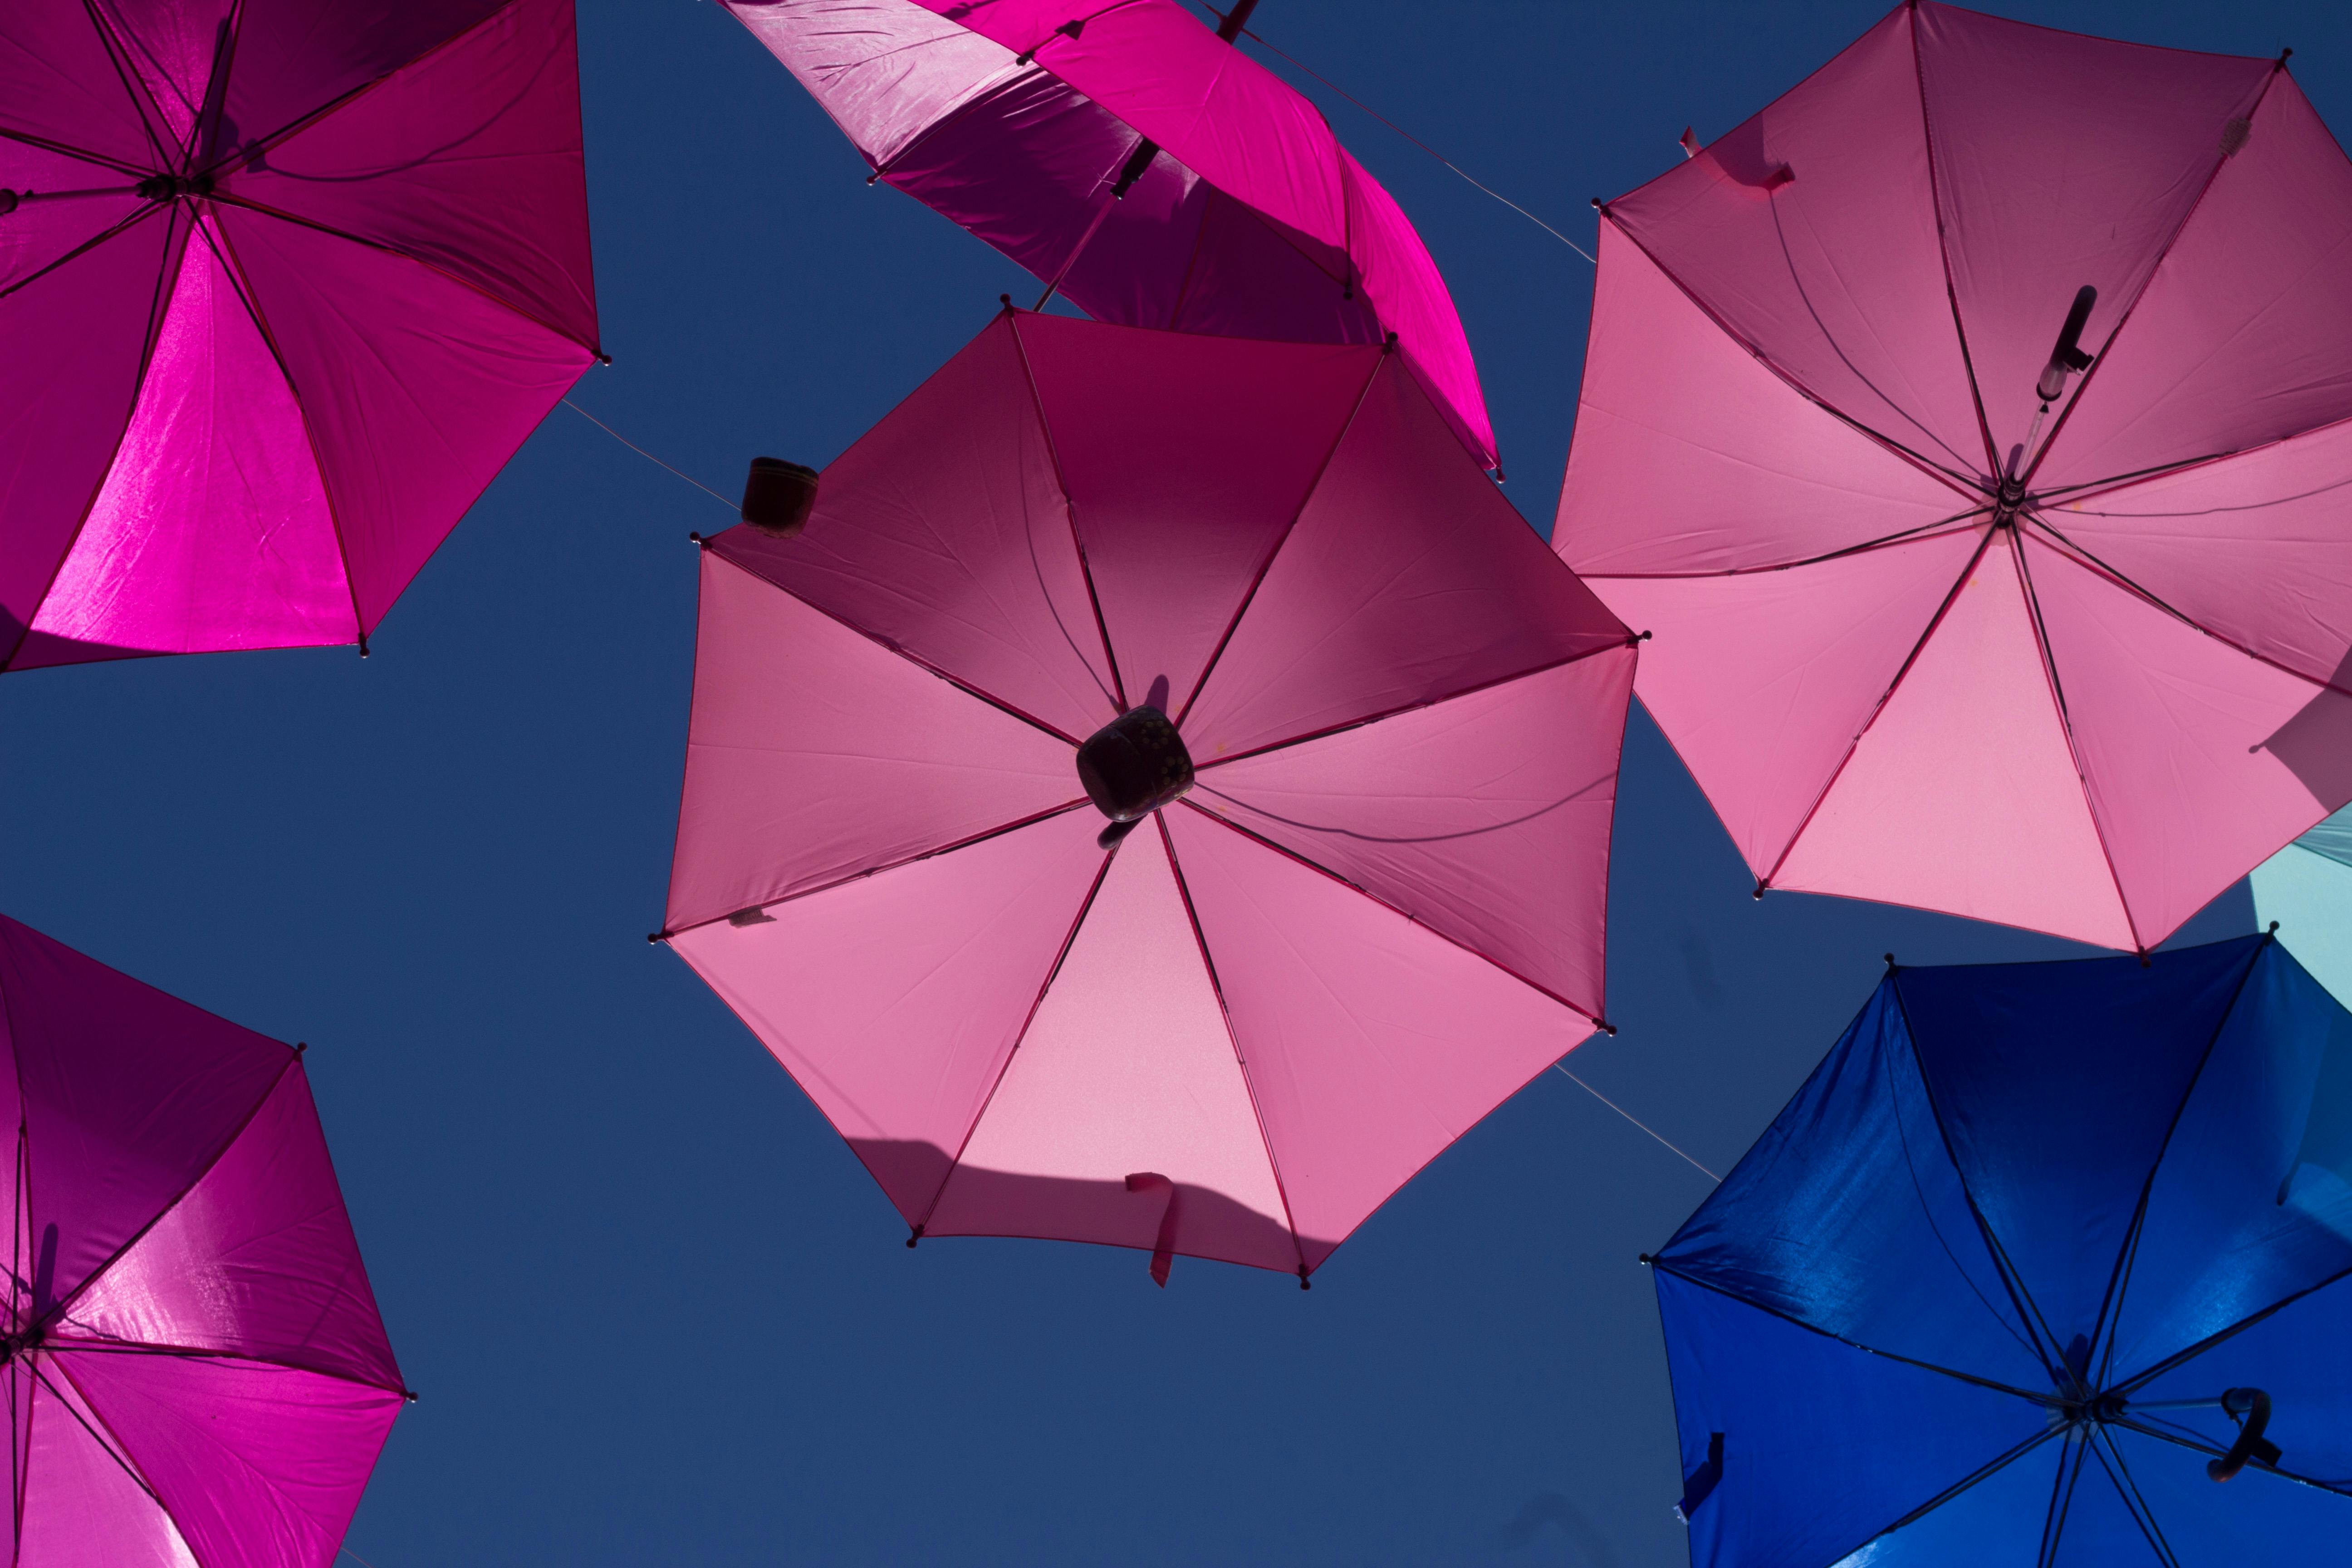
(2254, 808), (2352, 1005)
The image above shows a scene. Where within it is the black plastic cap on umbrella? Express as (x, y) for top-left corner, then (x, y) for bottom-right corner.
(1076, 706), (1193, 847)
(741, 457), (818, 537)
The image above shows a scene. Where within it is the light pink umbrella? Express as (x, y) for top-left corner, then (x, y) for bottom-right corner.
(1556, 0), (2352, 952)
(659, 310), (1632, 1283)
(719, 0), (1497, 468)
(0, 913), (405, 1564)
(0, 0), (599, 670)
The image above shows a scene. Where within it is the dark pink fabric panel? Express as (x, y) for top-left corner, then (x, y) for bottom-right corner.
(215, 205), (590, 631)
(665, 552), (1080, 933)
(71, 1353), (400, 1568)
(1165, 808), (1591, 1270)
(0, 915), (293, 1310)
(721, 0), (1017, 167)
(1184, 361), (1625, 760)
(714, 316), (1115, 740)
(2028, 539), (2346, 947)
(223, 0), (514, 152)
(1604, 6), (1982, 475)
(0, 3), (173, 169)
(1589, 529), (1983, 878)
(676, 810), (1106, 1227)
(2042, 75), (2352, 490)
(1156, 182), (1382, 347)
(0, 212), (178, 662)
(26, 221), (349, 664)
(1194, 648), (1632, 1017)
(1017, 314), (1377, 708)
(92, 0), (233, 147)
(926, 822), (1296, 1272)
(20, 1365), (193, 1566)
(1556, 222), (1970, 576)
(2038, 418), (2352, 692)
(228, 0), (597, 350)
(67, 1065), (402, 1392)
(1916, 2), (2272, 457)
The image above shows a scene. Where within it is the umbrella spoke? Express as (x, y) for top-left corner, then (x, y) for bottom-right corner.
(2086, 1426), (2182, 1568)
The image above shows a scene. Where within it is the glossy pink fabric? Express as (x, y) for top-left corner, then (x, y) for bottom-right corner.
(722, 0), (1496, 467)
(0, 0), (597, 670)
(1557, 1), (2352, 950)
(668, 313), (1631, 1278)
(0, 913), (402, 1565)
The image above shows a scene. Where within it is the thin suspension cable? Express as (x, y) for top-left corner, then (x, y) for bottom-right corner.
(340, 1547), (384, 1568)
(560, 399), (736, 511)
(1552, 1062), (1719, 1182)
(1210, 10), (1599, 265)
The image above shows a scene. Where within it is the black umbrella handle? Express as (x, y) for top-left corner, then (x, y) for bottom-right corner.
(2208, 1388), (2279, 1481)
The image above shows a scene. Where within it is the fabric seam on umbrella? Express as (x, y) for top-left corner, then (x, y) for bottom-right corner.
(2084, 1424), (2181, 1566)
(1573, 510), (1990, 582)
(0, 123), (148, 180)
(28, 1357), (167, 1511)
(1153, 812), (1311, 1276)
(1908, 1), (2004, 478)
(2035, 1426), (2095, 1568)
(1008, 313), (1127, 710)
(75, 0), (179, 171)
(0, 191), (166, 307)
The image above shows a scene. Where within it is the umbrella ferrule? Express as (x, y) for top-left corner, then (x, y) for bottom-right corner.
(135, 172), (214, 202)
(1076, 706), (1194, 831)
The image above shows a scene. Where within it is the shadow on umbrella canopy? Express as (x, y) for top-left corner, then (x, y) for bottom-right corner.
(655, 308), (1636, 1286)
(1649, 932), (2352, 1566)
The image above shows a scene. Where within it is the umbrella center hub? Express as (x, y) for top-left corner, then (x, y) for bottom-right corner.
(1991, 474), (2029, 527)
(135, 172), (215, 203)
(1075, 706), (1194, 827)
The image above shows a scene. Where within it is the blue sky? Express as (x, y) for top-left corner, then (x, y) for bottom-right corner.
(3, 1), (2343, 1562)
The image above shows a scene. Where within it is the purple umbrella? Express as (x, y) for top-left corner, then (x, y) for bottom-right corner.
(0, 914), (404, 1564)
(0, 0), (600, 670)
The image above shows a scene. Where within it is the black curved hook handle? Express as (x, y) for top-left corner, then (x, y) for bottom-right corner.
(2208, 1387), (2280, 1481)
(2036, 284), (2099, 401)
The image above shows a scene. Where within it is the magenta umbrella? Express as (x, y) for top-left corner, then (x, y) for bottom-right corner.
(0, 0), (599, 670)
(720, 0), (1497, 468)
(0, 914), (404, 1563)
(1557, 1), (2352, 952)
(659, 310), (1632, 1283)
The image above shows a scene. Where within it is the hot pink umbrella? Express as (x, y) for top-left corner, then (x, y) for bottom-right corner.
(720, 0), (1497, 468)
(0, 0), (599, 670)
(0, 913), (404, 1563)
(1556, 0), (2352, 952)
(659, 310), (1632, 1283)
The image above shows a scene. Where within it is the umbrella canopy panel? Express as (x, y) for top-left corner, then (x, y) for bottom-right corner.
(2255, 807), (2352, 1009)
(662, 310), (1630, 1279)
(1653, 934), (2352, 1568)
(722, 0), (1496, 467)
(1555, 0), (2352, 951)
(0, 913), (404, 1566)
(0, 0), (600, 670)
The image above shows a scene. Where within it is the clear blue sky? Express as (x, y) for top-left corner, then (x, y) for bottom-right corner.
(1, 1), (2342, 1562)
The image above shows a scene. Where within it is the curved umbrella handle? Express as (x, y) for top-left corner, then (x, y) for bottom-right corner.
(2208, 1388), (2280, 1481)
(1125, 1173), (1179, 1287)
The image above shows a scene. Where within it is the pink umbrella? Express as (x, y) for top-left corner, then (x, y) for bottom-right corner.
(0, 0), (599, 670)
(659, 310), (1632, 1283)
(720, 0), (1497, 468)
(0, 913), (405, 1563)
(1556, 0), (2352, 952)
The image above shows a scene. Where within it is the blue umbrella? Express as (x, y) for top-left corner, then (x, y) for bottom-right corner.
(1650, 935), (2352, 1567)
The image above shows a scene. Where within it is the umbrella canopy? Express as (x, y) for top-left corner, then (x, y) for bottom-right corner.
(0, 913), (404, 1564)
(0, 0), (600, 669)
(2254, 806), (2352, 1008)
(658, 309), (1631, 1282)
(1651, 934), (2352, 1568)
(720, 0), (1496, 467)
(1554, 0), (2352, 952)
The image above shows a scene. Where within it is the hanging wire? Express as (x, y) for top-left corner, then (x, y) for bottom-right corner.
(561, 398), (738, 511)
(1553, 1062), (1720, 1183)
(339, 1546), (384, 1568)
(1205, 6), (1598, 265)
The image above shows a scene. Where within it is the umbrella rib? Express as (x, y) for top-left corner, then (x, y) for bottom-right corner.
(2017, 63), (2290, 492)
(75, 0), (176, 172)
(2112, 1262), (2352, 1399)
(1007, 313), (1126, 711)
(1154, 813), (1311, 1278)
(1885, 975), (2073, 1382)
(911, 844), (1118, 1235)
(1648, 1259), (2055, 1406)
(1190, 639), (1632, 776)
(1174, 799), (1601, 1024)
(2111, 1415), (2352, 1496)
(2034, 1429), (2091, 1568)
(190, 210), (374, 652)
(1593, 210), (1985, 503)
(24, 1358), (163, 1509)
(2083, 938), (2268, 1387)
(43, 1336), (406, 1397)
(0, 197), (169, 308)
(1847, 1426), (2062, 1560)
(1757, 526), (1996, 893)
(1906, 3), (1999, 479)
(1573, 509), (1990, 581)
(1171, 353), (1387, 730)
(2005, 531), (2144, 954)
(659, 799), (1092, 941)
(2087, 1426), (2182, 1568)
(0, 125), (147, 179)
